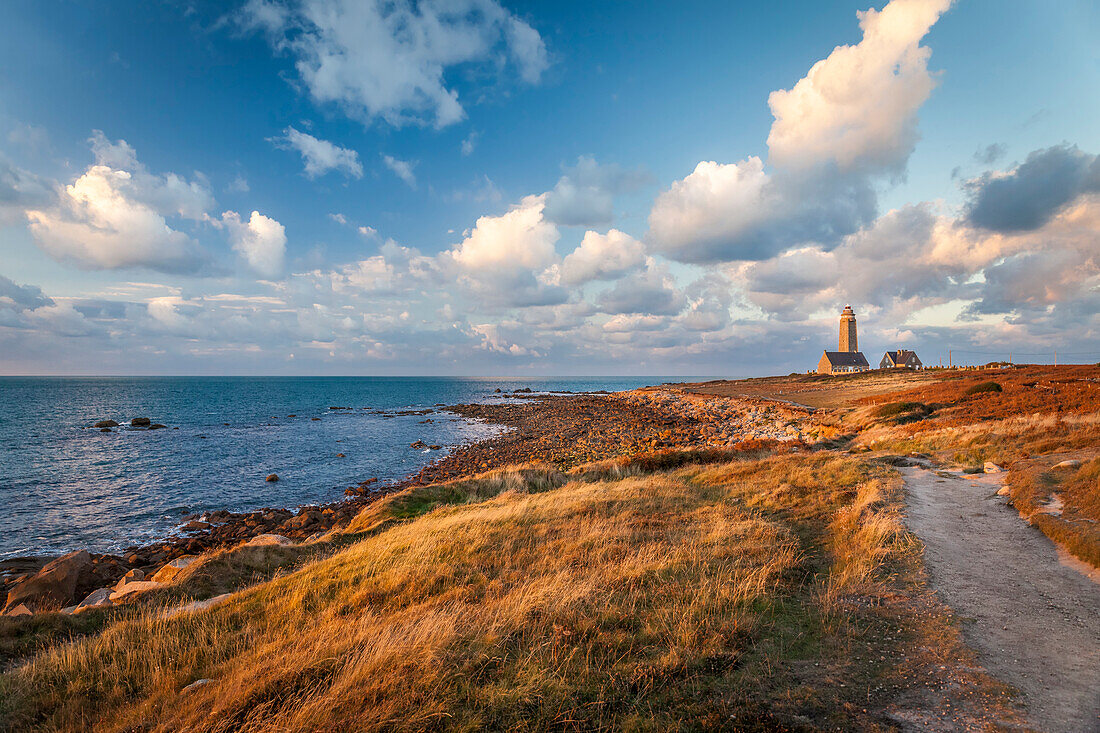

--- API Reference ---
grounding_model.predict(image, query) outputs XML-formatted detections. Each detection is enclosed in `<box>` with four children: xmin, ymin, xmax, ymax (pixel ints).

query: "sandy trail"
<box><xmin>902</xmin><ymin>467</ymin><xmax>1100</xmax><ymax>732</ymax></box>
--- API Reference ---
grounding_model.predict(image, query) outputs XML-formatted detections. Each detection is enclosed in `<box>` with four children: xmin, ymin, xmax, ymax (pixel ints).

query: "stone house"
<box><xmin>879</xmin><ymin>350</ymin><xmax>923</xmax><ymax>369</ymax></box>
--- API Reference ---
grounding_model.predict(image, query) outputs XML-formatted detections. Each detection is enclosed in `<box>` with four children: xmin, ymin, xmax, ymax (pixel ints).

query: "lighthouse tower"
<box><xmin>839</xmin><ymin>305</ymin><xmax>858</xmax><ymax>353</ymax></box>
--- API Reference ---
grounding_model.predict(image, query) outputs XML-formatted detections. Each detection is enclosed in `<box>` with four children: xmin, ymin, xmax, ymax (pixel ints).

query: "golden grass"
<box><xmin>1005</xmin><ymin>456</ymin><xmax>1100</xmax><ymax>567</ymax></box>
<box><xmin>0</xmin><ymin>451</ymin><xmax>960</xmax><ymax>732</ymax></box>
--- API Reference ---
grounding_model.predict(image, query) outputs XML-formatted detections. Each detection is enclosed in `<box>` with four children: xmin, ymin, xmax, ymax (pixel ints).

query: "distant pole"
<box><xmin>1054</xmin><ymin>349</ymin><xmax>1057</xmax><ymax>367</ymax></box>
<box><xmin>949</xmin><ymin>349</ymin><xmax>952</xmax><ymax>368</ymax></box>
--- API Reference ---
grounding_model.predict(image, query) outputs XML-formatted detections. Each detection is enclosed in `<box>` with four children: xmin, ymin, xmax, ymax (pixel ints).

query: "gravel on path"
<box><xmin>902</xmin><ymin>466</ymin><xmax>1100</xmax><ymax>733</ymax></box>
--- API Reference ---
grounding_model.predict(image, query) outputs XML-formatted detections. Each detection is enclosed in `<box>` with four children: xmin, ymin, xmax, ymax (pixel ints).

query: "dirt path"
<box><xmin>901</xmin><ymin>467</ymin><xmax>1100</xmax><ymax>733</ymax></box>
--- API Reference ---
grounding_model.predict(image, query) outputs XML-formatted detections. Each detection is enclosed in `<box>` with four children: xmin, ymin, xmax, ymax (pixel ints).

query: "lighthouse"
<box><xmin>839</xmin><ymin>305</ymin><xmax>858</xmax><ymax>352</ymax></box>
<box><xmin>817</xmin><ymin>305</ymin><xmax>870</xmax><ymax>374</ymax></box>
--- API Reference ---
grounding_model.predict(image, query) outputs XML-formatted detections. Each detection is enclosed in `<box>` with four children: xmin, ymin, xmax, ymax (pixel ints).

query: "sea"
<box><xmin>0</xmin><ymin>376</ymin><xmax>680</xmax><ymax>558</ymax></box>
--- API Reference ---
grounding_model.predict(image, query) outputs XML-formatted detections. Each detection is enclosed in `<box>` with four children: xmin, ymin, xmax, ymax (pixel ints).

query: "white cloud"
<box><xmin>648</xmin><ymin>0</ymin><xmax>952</xmax><ymax>264</ymax></box>
<box><xmin>382</xmin><ymin>154</ymin><xmax>417</xmax><ymax>189</ymax></box>
<box><xmin>26</xmin><ymin>133</ymin><xmax>212</xmax><ymax>273</ymax></box>
<box><xmin>222</xmin><ymin>210</ymin><xmax>287</xmax><ymax>277</ymax></box>
<box><xmin>648</xmin><ymin>158</ymin><xmax>772</xmax><ymax>261</ymax></box>
<box><xmin>449</xmin><ymin>194</ymin><xmax>558</xmax><ymax>272</ymax></box>
<box><xmin>329</xmin><ymin>212</ymin><xmax>348</xmax><ymax>225</ymax></box>
<box><xmin>461</xmin><ymin>131</ymin><xmax>479</xmax><ymax>156</ymax></box>
<box><xmin>243</xmin><ymin>0</ymin><xmax>548</xmax><ymax>129</ymax></box>
<box><xmin>226</xmin><ymin>174</ymin><xmax>250</xmax><ymax>193</ymax></box>
<box><xmin>446</xmin><ymin>194</ymin><xmax>565</xmax><ymax>306</ymax></box>
<box><xmin>542</xmin><ymin>156</ymin><xmax>650</xmax><ymax>227</ymax></box>
<box><xmin>767</xmin><ymin>0</ymin><xmax>952</xmax><ymax>173</ymax></box>
<box><xmin>561</xmin><ymin>229</ymin><xmax>645</xmax><ymax>285</ymax></box>
<box><xmin>270</xmin><ymin>126</ymin><xmax>363</xmax><ymax>179</ymax></box>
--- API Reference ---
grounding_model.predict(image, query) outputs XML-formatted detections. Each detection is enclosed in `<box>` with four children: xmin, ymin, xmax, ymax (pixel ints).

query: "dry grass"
<box><xmin>0</xmin><ymin>450</ymin><xmax>976</xmax><ymax>732</ymax></box>
<box><xmin>1005</xmin><ymin>456</ymin><xmax>1100</xmax><ymax>567</ymax></box>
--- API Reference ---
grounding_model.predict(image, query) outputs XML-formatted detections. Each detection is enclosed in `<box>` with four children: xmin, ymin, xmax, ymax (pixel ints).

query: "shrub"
<box><xmin>875</xmin><ymin>401</ymin><xmax>926</xmax><ymax>418</ymax></box>
<box><xmin>964</xmin><ymin>381</ymin><xmax>1002</xmax><ymax>396</ymax></box>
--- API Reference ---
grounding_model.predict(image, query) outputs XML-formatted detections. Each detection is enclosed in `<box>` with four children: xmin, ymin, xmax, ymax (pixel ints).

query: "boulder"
<box><xmin>110</xmin><ymin>580</ymin><xmax>160</xmax><ymax>601</ymax></box>
<box><xmin>151</xmin><ymin>556</ymin><xmax>199</xmax><ymax>583</ymax></box>
<box><xmin>148</xmin><ymin>424</ymin><xmax>167</xmax><ymax>430</ymax></box>
<box><xmin>336</xmin><ymin>453</ymin><xmax>345</xmax><ymax>458</ymax></box>
<box><xmin>131</xmin><ymin>417</ymin><xmax>151</xmax><ymax>427</ymax></box>
<box><xmin>4</xmin><ymin>603</ymin><xmax>32</xmax><ymax>617</ymax></box>
<box><xmin>93</xmin><ymin>420</ymin><xmax>119</xmax><ymax>428</ymax></box>
<box><xmin>73</xmin><ymin>587</ymin><xmax>113</xmax><ymax>613</ymax></box>
<box><xmin>245</xmin><ymin>534</ymin><xmax>295</xmax><ymax>547</ymax></box>
<box><xmin>983</xmin><ymin>461</ymin><xmax>1004</xmax><ymax>474</ymax></box>
<box><xmin>410</xmin><ymin>440</ymin><xmax>427</xmax><ymax>449</ymax></box>
<box><xmin>120</xmin><ymin>568</ymin><xmax>145</xmax><ymax>583</ymax></box>
<box><xmin>3</xmin><ymin>550</ymin><xmax>92</xmax><ymax>613</ymax></box>
<box><xmin>100</xmin><ymin>427</ymin><xmax>112</xmax><ymax>432</ymax></box>
<box><xmin>1053</xmin><ymin>459</ymin><xmax>1082</xmax><ymax>470</ymax></box>
<box><xmin>266</xmin><ymin>473</ymin><xmax>279</xmax><ymax>482</ymax></box>
<box><xmin>182</xmin><ymin>520</ymin><xmax>211</xmax><ymax>531</ymax></box>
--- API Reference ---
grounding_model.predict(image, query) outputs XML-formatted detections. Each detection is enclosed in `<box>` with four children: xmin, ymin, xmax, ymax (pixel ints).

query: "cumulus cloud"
<box><xmin>597</xmin><ymin>259</ymin><xmax>685</xmax><ymax>316</ymax></box>
<box><xmin>25</xmin><ymin>137</ymin><xmax>211</xmax><ymax>273</ymax></box>
<box><xmin>649</xmin><ymin>0</ymin><xmax>952</xmax><ymax>263</ymax></box>
<box><xmin>560</xmin><ymin>229</ymin><xmax>645</xmax><ymax>286</ymax></box>
<box><xmin>766</xmin><ymin>0</ymin><xmax>952</xmax><ymax>173</ymax></box>
<box><xmin>270</xmin><ymin>126</ymin><xmax>363</xmax><ymax>179</ymax></box>
<box><xmin>542</xmin><ymin>156</ymin><xmax>650</xmax><ymax>227</ymax></box>
<box><xmin>964</xmin><ymin>144</ymin><xmax>1100</xmax><ymax>232</ymax></box>
<box><xmin>446</xmin><ymin>194</ymin><xmax>565</xmax><ymax>306</ymax></box>
<box><xmin>382</xmin><ymin>155</ymin><xmax>417</xmax><ymax>189</ymax></box>
<box><xmin>242</xmin><ymin>0</ymin><xmax>548</xmax><ymax>128</ymax></box>
<box><xmin>222</xmin><ymin>210</ymin><xmax>287</xmax><ymax>277</ymax></box>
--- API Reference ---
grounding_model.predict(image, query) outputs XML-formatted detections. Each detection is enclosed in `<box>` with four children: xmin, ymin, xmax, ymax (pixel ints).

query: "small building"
<box><xmin>817</xmin><ymin>305</ymin><xmax>870</xmax><ymax>374</ymax></box>
<box><xmin>818</xmin><ymin>351</ymin><xmax>871</xmax><ymax>374</ymax></box>
<box><xmin>880</xmin><ymin>350</ymin><xmax>922</xmax><ymax>369</ymax></box>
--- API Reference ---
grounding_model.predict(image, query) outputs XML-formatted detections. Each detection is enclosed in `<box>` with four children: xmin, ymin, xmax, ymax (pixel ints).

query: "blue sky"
<box><xmin>1</xmin><ymin>0</ymin><xmax>1098</xmax><ymax>375</ymax></box>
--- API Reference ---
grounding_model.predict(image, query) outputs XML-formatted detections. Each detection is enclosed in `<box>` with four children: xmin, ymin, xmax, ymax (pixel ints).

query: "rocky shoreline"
<box><xmin>2</xmin><ymin>387</ymin><xmax>820</xmax><ymax>616</ymax></box>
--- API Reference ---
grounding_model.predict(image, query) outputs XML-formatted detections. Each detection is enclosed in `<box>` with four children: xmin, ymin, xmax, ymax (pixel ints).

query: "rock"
<box><xmin>266</xmin><ymin>473</ymin><xmax>279</xmax><ymax>482</ymax></box>
<box><xmin>148</xmin><ymin>424</ymin><xmax>167</xmax><ymax>430</ymax></box>
<box><xmin>151</xmin><ymin>556</ymin><xmax>199</xmax><ymax>583</ymax></box>
<box><xmin>3</xmin><ymin>550</ymin><xmax>92</xmax><ymax>613</ymax></box>
<box><xmin>120</xmin><ymin>568</ymin><xmax>146</xmax><ymax>583</ymax></box>
<box><xmin>410</xmin><ymin>440</ymin><xmax>427</xmax><ymax>449</ymax></box>
<box><xmin>984</xmin><ymin>461</ymin><xmax>1004</xmax><ymax>473</ymax></box>
<box><xmin>182</xmin><ymin>520</ymin><xmax>211</xmax><ymax>532</ymax></box>
<box><xmin>311</xmin><ymin>417</ymin><xmax>321</xmax><ymax>421</ymax></box>
<box><xmin>110</xmin><ymin>580</ymin><xmax>160</xmax><ymax>601</ymax></box>
<box><xmin>181</xmin><ymin>678</ymin><xmax>213</xmax><ymax>693</ymax></box>
<box><xmin>100</xmin><ymin>427</ymin><xmax>112</xmax><ymax>432</ymax></box>
<box><xmin>131</xmin><ymin>417</ymin><xmax>151</xmax><ymax>427</ymax></box>
<box><xmin>1053</xmin><ymin>459</ymin><xmax>1082</xmax><ymax>470</ymax></box>
<box><xmin>5</xmin><ymin>603</ymin><xmax>32</xmax><ymax>617</ymax></box>
<box><xmin>73</xmin><ymin>587</ymin><xmax>113</xmax><ymax>613</ymax></box>
<box><xmin>245</xmin><ymin>534</ymin><xmax>295</xmax><ymax>547</ymax></box>
<box><xmin>93</xmin><ymin>420</ymin><xmax>119</xmax><ymax>428</ymax></box>
<box><xmin>997</xmin><ymin>486</ymin><xmax>1011</xmax><ymax>496</ymax></box>
<box><xmin>336</xmin><ymin>453</ymin><xmax>345</xmax><ymax>458</ymax></box>
<box><xmin>429</xmin><ymin>445</ymin><xmax>442</xmax><ymax>450</ymax></box>
<box><xmin>167</xmin><ymin>592</ymin><xmax>234</xmax><ymax>619</ymax></box>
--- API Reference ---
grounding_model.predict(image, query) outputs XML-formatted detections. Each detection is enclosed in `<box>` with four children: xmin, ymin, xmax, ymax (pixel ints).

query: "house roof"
<box><xmin>882</xmin><ymin>350</ymin><xmax>919</xmax><ymax>365</ymax></box>
<box><xmin>822</xmin><ymin>351</ymin><xmax>869</xmax><ymax>367</ymax></box>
